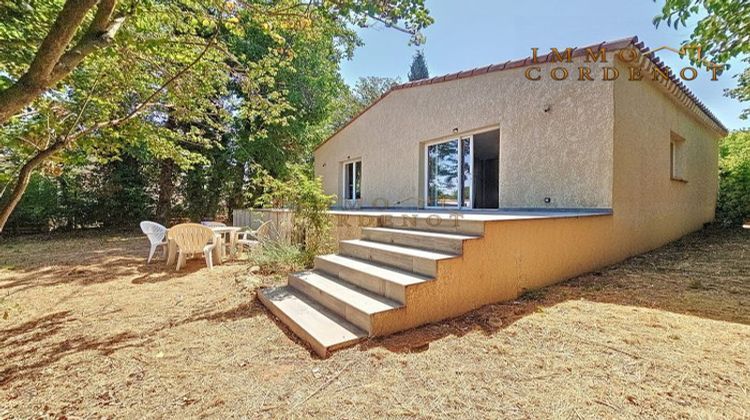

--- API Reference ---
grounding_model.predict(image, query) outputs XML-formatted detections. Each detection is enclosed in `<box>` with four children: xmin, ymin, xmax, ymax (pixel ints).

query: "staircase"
<box><xmin>258</xmin><ymin>214</ymin><xmax>483</xmax><ymax>357</ymax></box>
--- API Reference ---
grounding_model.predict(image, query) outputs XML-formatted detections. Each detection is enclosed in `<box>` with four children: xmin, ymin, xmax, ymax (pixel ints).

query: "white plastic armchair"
<box><xmin>237</xmin><ymin>220</ymin><xmax>272</xmax><ymax>253</ymax></box>
<box><xmin>169</xmin><ymin>223</ymin><xmax>218</xmax><ymax>270</ymax></box>
<box><xmin>140</xmin><ymin>221</ymin><xmax>168</xmax><ymax>263</ymax></box>
<box><xmin>201</xmin><ymin>221</ymin><xmax>226</xmax><ymax>227</ymax></box>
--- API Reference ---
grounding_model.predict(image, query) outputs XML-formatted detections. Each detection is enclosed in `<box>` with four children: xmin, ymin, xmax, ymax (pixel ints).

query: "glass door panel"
<box><xmin>427</xmin><ymin>140</ymin><xmax>460</xmax><ymax>207</ymax></box>
<box><xmin>461</xmin><ymin>137</ymin><xmax>472</xmax><ymax>208</ymax></box>
<box><xmin>344</xmin><ymin>163</ymin><xmax>354</xmax><ymax>200</ymax></box>
<box><xmin>354</xmin><ymin>161</ymin><xmax>361</xmax><ymax>199</ymax></box>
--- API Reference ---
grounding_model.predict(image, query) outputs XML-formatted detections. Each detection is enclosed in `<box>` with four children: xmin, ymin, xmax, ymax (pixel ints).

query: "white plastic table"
<box><xmin>210</xmin><ymin>226</ymin><xmax>243</xmax><ymax>258</ymax></box>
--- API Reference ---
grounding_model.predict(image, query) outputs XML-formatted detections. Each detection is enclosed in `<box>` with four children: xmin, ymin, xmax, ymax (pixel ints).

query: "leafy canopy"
<box><xmin>654</xmin><ymin>0</ymin><xmax>750</xmax><ymax>118</ymax></box>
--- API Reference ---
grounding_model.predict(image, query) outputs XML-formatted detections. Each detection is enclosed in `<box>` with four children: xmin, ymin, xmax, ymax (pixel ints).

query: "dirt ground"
<box><xmin>0</xmin><ymin>227</ymin><xmax>748</xmax><ymax>419</ymax></box>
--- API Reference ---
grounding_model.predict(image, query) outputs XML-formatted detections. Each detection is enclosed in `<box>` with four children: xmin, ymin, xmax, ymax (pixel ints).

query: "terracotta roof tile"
<box><xmin>488</xmin><ymin>62</ymin><xmax>507</xmax><ymax>72</ymax></box>
<box><xmin>444</xmin><ymin>72</ymin><xmax>459</xmax><ymax>81</ymax></box>
<box><xmin>506</xmin><ymin>58</ymin><xmax>528</xmax><ymax>69</ymax></box>
<box><xmin>473</xmin><ymin>65</ymin><xmax>491</xmax><ymax>75</ymax></box>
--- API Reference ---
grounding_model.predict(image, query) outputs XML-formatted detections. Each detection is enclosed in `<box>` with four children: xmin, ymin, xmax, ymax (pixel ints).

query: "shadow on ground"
<box><xmin>0</xmin><ymin>233</ymin><xmax>249</xmax><ymax>292</ymax></box>
<box><xmin>0</xmin><ymin>299</ymin><xmax>266</xmax><ymax>386</ymax></box>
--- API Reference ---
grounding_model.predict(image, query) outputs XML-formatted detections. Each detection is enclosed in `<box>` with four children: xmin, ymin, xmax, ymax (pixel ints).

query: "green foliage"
<box><xmin>330</xmin><ymin>76</ymin><xmax>401</xmax><ymax>129</ymax></box>
<box><xmin>717</xmin><ymin>130</ymin><xmax>750</xmax><ymax>224</ymax></box>
<box><xmin>257</xmin><ymin>164</ymin><xmax>336</xmax><ymax>261</ymax></box>
<box><xmin>408</xmin><ymin>49</ymin><xmax>429</xmax><ymax>81</ymax></box>
<box><xmin>3</xmin><ymin>151</ymin><xmax>154</xmax><ymax>231</ymax></box>
<box><xmin>89</xmin><ymin>154</ymin><xmax>154</xmax><ymax>228</ymax></box>
<box><xmin>353</xmin><ymin>76</ymin><xmax>401</xmax><ymax>107</ymax></box>
<box><xmin>654</xmin><ymin>0</ymin><xmax>750</xmax><ymax>118</ymax></box>
<box><xmin>2</xmin><ymin>173</ymin><xmax>61</xmax><ymax>231</ymax></box>
<box><xmin>0</xmin><ymin>0</ymin><xmax>63</xmax><ymax>84</ymax></box>
<box><xmin>247</xmin><ymin>240</ymin><xmax>307</xmax><ymax>274</ymax></box>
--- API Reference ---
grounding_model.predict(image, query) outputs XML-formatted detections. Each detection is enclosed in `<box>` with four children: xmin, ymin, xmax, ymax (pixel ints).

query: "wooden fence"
<box><xmin>232</xmin><ymin>208</ymin><xmax>294</xmax><ymax>243</ymax></box>
<box><xmin>233</xmin><ymin>208</ymin><xmax>373</xmax><ymax>250</ymax></box>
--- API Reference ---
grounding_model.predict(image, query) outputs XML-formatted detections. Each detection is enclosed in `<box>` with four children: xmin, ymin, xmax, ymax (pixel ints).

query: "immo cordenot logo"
<box><xmin>524</xmin><ymin>45</ymin><xmax>724</xmax><ymax>82</ymax></box>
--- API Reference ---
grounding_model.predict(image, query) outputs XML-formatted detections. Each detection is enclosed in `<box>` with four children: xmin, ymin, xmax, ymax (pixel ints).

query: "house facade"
<box><xmin>259</xmin><ymin>37</ymin><xmax>727</xmax><ymax>357</ymax></box>
<box><xmin>314</xmin><ymin>38</ymin><xmax>724</xmax><ymax>216</ymax></box>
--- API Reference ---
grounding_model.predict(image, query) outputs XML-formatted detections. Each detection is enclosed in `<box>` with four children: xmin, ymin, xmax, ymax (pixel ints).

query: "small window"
<box><xmin>670</xmin><ymin>132</ymin><xmax>687</xmax><ymax>182</ymax></box>
<box><xmin>343</xmin><ymin>160</ymin><xmax>361</xmax><ymax>201</ymax></box>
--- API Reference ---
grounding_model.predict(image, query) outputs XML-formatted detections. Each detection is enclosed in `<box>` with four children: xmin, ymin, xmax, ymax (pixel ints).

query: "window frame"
<box><xmin>670</xmin><ymin>132</ymin><xmax>687</xmax><ymax>183</ymax></box>
<box><xmin>342</xmin><ymin>158</ymin><xmax>362</xmax><ymax>204</ymax></box>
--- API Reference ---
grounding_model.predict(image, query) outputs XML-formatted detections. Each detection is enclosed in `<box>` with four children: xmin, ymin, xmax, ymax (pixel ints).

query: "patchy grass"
<box><xmin>0</xmin><ymin>227</ymin><xmax>748</xmax><ymax>418</ymax></box>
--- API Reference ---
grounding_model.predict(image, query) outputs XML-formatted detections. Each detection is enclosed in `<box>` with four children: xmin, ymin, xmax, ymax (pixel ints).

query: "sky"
<box><xmin>340</xmin><ymin>0</ymin><xmax>748</xmax><ymax>131</ymax></box>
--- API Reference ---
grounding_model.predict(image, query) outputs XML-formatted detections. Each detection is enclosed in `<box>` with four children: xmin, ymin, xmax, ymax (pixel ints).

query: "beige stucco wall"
<box><xmin>610</xmin><ymin>59</ymin><xmax>721</xmax><ymax>253</ymax></box>
<box><xmin>315</xmin><ymin>58</ymin><xmax>615</xmax><ymax>209</ymax></box>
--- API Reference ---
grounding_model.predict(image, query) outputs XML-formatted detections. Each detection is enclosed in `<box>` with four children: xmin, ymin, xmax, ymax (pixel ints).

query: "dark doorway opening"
<box><xmin>472</xmin><ymin>129</ymin><xmax>499</xmax><ymax>209</ymax></box>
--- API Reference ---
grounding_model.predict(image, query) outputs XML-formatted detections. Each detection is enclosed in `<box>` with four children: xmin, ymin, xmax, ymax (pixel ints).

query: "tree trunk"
<box><xmin>226</xmin><ymin>161</ymin><xmax>246</xmax><ymax>216</ymax></box>
<box><xmin>0</xmin><ymin>142</ymin><xmax>65</xmax><ymax>232</ymax></box>
<box><xmin>155</xmin><ymin>159</ymin><xmax>176</xmax><ymax>225</ymax></box>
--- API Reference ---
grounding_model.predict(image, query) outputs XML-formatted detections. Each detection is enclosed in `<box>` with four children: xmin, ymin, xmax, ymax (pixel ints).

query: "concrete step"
<box><xmin>339</xmin><ymin>239</ymin><xmax>457</xmax><ymax>277</ymax></box>
<box><xmin>361</xmin><ymin>227</ymin><xmax>479</xmax><ymax>254</ymax></box>
<box><xmin>314</xmin><ymin>254</ymin><xmax>431</xmax><ymax>303</ymax></box>
<box><xmin>289</xmin><ymin>271</ymin><xmax>402</xmax><ymax>332</ymax></box>
<box><xmin>258</xmin><ymin>286</ymin><xmax>367</xmax><ymax>358</ymax></box>
<box><xmin>380</xmin><ymin>214</ymin><xmax>484</xmax><ymax>235</ymax></box>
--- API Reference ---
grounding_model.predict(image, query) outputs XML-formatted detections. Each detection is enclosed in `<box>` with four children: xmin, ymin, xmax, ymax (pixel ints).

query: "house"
<box><xmin>259</xmin><ymin>36</ymin><xmax>727</xmax><ymax>357</ymax></box>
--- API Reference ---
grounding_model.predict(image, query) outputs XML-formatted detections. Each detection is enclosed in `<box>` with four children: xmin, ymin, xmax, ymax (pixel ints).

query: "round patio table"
<box><xmin>210</xmin><ymin>226</ymin><xmax>243</xmax><ymax>259</ymax></box>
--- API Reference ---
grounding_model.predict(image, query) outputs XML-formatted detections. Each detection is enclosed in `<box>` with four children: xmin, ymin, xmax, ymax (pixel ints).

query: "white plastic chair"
<box><xmin>140</xmin><ymin>221</ymin><xmax>168</xmax><ymax>264</ymax></box>
<box><xmin>201</xmin><ymin>221</ymin><xmax>226</xmax><ymax>227</ymax></box>
<box><xmin>169</xmin><ymin>223</ymin><xmax>218</xmax><ymax>270</ymax></box>
<box><xmin>237</xmin><ymin>220</ymin><xmax>272</xmax><ymax>253</ymax></box>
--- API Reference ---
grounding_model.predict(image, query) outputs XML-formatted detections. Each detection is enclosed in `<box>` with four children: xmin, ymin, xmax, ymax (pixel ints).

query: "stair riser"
<box><xmin>380</xmin><ymin>215</ymin><xmax>484</xmax><ymax>235</ymax></box>
<box><xmin>339</xmin><ymin>242</ymin><xmax>437</xmax><ymax>277</ymax></box>
<box><xmin>314</xmin><ymin>256</ymin><xmax>406</xmax><ymax>303</ymax></box>
<box><xmin>362</xmin><ymin>229</ymin><xmax>463</xmax><ymax>254</ymax></box>
<box><xmin>288</xmin><ymin>274</ymin><xmax>372</xmax><ymax>333</ymax></box>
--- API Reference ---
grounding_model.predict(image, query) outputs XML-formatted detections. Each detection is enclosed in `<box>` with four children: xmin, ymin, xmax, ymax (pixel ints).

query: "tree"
<box><xmin>0</xmin><ymin>0</ymin><xmax>232</xmax><ymax>232</ymax></box>
<box><xmin>0</xmin><ymin>0</ymin><xmax>434</xmax><ymax>232</ymax></box>
<box><xmin>717</xmin><ymin>130</ymin><xmax>750</xmax><ymax>224</ymax></box>
<box><xmin>353</xmin><ymin>76</ymin><xmax>402</xmax><ymax>107</ymax></box>
<box><xmin>654</xmin><ymin>0</ymin><xmax>750</xmax><ymax>118</ymax></box>
<box><xmin>408</xmin><ymin>49</ymin><xmax>429</xmax><ymax>81</ymax></box>
<box><xmin>330</xmin><ymin>76</ymin><xmax>400</xmax><ymax>129</ymax></box>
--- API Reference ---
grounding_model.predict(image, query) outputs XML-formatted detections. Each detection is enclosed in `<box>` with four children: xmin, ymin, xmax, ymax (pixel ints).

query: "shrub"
<box><xmin>247</xmin><ymin>240</ymin><xmax>307</xmax><ymax>274</ymax></box>
<box><xmin>717</xmin><ymin>130</ymin><xmax>750</xmax><ymax>225</ymax></box>
<box><xmin>257</xmin><ymin>163</ymin><xmax>336</xmax><ymax>264</ymax></box>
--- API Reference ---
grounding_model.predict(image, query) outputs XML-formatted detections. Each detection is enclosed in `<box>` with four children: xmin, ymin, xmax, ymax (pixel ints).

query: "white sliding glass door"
<box><xmin>425</xmin><ymin>137</ymin><xmax>472</xmax><ymax>208</ymax></box>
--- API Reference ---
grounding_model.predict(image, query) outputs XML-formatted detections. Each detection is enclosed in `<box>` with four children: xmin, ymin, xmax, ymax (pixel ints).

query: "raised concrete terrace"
<box><xmin>259</xmin><ymin>207</ymin><xmax>615</xmax><ymax>357</ymax></box>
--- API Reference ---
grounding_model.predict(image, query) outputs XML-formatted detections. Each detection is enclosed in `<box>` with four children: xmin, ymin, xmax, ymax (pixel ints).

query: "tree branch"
<box><xmin>64</xmin><ymin>33</ymin><xmax>218</xmax><ymax>145</ymax></box>
<box><xmin>0</xmin><ymin>0</ymin><xmax>125</xmax><ymax>125</ymax></box>
<box><xmin>23</xmin><ymin>0</ymin><xmax>101</xmax><ymax>86</ymax></box>
<box><xmin>50</xmin><ymin>0</ymin><xmax>125</xmax><ymax>84</ymax></box>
